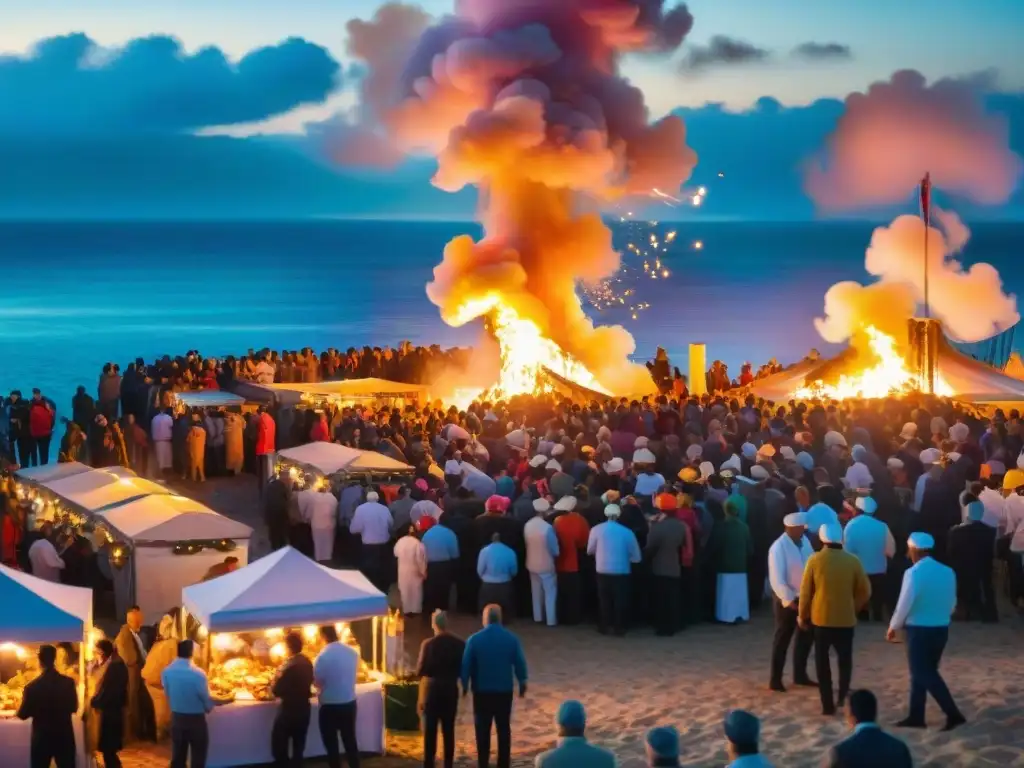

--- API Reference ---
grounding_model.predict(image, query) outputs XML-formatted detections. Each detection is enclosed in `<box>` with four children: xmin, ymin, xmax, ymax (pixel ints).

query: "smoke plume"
<box><xmin>805</xmin><ymin>69</ymin><xmax>1023</xmax><ymax>211</ymax></box>
<box><xmin>347</xmin><ymin>1</ymin><xmax>698</xmax><ymax>393</ymax></box>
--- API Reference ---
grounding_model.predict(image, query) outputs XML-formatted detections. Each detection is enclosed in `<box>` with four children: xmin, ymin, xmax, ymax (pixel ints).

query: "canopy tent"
<box><xmin>174</xmin><ymin>391</ymin><xmax>246</xmax><ymax>409</ymax></box>
<box><xmin>96</xmin><ymin>494</ymin><xmax>252</xmax><ymax>543</ymax></box>
<box><xmin>0</xmin><ymin>564</ymin><xmax>92</xmax><ymax>643</ymax></box>
<box><xmin>277</xmin><ymin>443</ymin><xmax>413</xmax><ymax>477</ymax></box>
<box><xmin>255</xmin><ymin>378</ymin><xmax>427</xmax><ymax>408</ymax></box>
<box><xmin>182</xmin><ymin>547</ymin><xmax>387</xmax><ymax>631</ymax></box>
<box><xmin>38</xmin><ymin>468</ymin><xmax>170</xmax><ymax>515</ymax></box>
<box><xmin>744</xmin><ymin>356</ymin><xmax>836</xmax><ymax>402</ymax></box>
<box><xmin>14</xmin><ymin>462</ymin><xmax>92</xmax><ymax>487</ymax></box>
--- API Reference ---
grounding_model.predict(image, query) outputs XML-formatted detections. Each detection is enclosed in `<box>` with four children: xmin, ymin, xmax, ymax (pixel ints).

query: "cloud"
<box><xmin>792</xmin><ymin>42</ymin><xmax>852</xmax><ymax>61</ymax></box>
<box><xmin>681</xmin><ymin>35</ymin><xmax>770</xmax><ymax>73</ymax></box>
<box><xmin>0</xmin><ymin>33</ymin><xmax>341</xmax><ymax>135</ymax></box>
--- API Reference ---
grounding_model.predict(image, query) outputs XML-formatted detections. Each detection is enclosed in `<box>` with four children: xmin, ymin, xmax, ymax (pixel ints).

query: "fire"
<box><xmin>795</xmin><ymin>325</ymin><xmax>952</xmax><ymax>400</ymax></box>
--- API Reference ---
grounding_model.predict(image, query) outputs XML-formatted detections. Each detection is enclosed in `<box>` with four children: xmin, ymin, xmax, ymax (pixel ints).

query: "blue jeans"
<box><xmin>905</xmin><ymin>625</ymin><xmax>962</xmax><ymax>723</ymax></box>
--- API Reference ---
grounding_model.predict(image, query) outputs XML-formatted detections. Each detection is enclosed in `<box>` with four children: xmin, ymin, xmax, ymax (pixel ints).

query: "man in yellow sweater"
<box><xmin>798</xmin><ymin>522</ymin><xmax>871</xmax><ymax>716</ymax></box>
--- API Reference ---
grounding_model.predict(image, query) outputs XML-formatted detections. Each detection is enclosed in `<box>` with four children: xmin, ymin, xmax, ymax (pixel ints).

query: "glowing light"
<box><xmin>264</xmin><ymin>628</ymin><xmax>284</xmax><ymax>639</ymax></box>
<box><xmin>665</xmin><ymin>231</ymin><xmax>677</xmax><ymax>243</ymax></box>
<box><xmin>693</xmin><ymin>240</ymin><xmax>703</xmax><ymax>250</ymax></box>
<box><xmin>794</xmin><ymin>326</ymin><xmax>953</xmax><ymax>400</ymax></box>
<box><xmin>301</xmin><ymin>625</ymin><xmax>319</xmax><ymax>642</ymax></box>
<box><xmin>0</xmin><ymin>642</ymin><xmax>27</xmax><ymax>660</ymax></box>
<box><xmin>269</xmin><ymin>642</ymin><xmax>287</xmax><ymax>661</ymax></box>
<box><xmin>287</xmin><ymin>467</ymin><xmax>298</xmax><ymax>479</ymax></box>
<box><xmin>697</xmin><ymin>186</ymin><xmax>707</xmax><ymax>195</ymax></box>
<box><xmin>197</xmin><ymin>625</ymin><xmax>208</xmax><ymax>639</ymax></box>
<box><xmin>661</xmin><ymin>269</ymin><xmax>670</xmax><ymax>278</ymax></box>
<box><xmin>691</xmin><ymin>195</ymin><xmax>702</xmax><ymax>206</ymax></box>
<box><xmin>118</xmin><ymin>477</ymin><xmax>134</xmax><ymax>486</ymax></box>
<box><xmin>212</xmin><ymin>634</ymin><xmax>236</xmax><ymax>652</ymax></box>
<box><xmin>718</xmin><ymin>172</ymin><xmax>725</xmax><ymax>178</ymax></box>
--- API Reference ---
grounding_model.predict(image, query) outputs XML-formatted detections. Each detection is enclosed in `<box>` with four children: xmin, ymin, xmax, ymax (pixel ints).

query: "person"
<box><xmin>90</xmin><ymin>638</ymin><xmax>129</xmax><ymax>768</ymax></box>
<box><xmin>477</xmin><ymin>532</ymin><xmax>518</xmax><ymax>619</ymax></box>
<box><xmin>271</xmin><ymin>631</ymin><xmax>315</xmax><ymax>768</ymax></box>
<box><xmin>766</xmin><ymin>512</ymin><xmax>815</xmax><ymax>692</ymax></box>
<box><xmin>28</xmin><ymin>389</ymin><xmax>55</xmax><ymax>466</ymax></box>
<box><xmin>115</xmin><ymin>605</ymin><xmax>150</xmax><ymax>742</ymax></box>
<box><xmin>162</xmin><ymin>640</ymin><xmax>215</xmax><ymax>768</ymax></box>
<box><xmin>842</xmin><ymin>497</ymin><xmax>896</xmax><ymax>621</ymax></box>
<box><xmin>27</xmin><ymin>523</ymin><xmax>65</xmax><ymax>581</ymax></box>
<box><xmin>201</xmin><ymin>556</ymin><xmax>239</xmax><ymax>582</ymax></box>
<box><xmin>799</xmin><ymin>523</ymin><xmax>871</xmax><ymax>716</ymax></box>
<box><xmin>947</xmin><ymin>499</ymin><xmax>997</xmax><ymax>622</ymax></box>
<box><xmin>350</xmin><ymin>490</ymin><xmax>394</xmax><ymax>592</ymax></box>
<box><xmin>256</xmin><ymin>405</ymin><xmax>277</xmax><ymax>495</ymax></box>
<box><xmin>552</xmin><ymin>495</ymin><xmax>589</xmax><ymax>625</ymax></box>
<box><xmin>461</xmin><ymin>604</ymin><xmax>528</xmax><ymax>768</ymax></box>
<box><xmin>823</xmin><ymin>689</ymin><xmax>913</xmax><ymax>767</ymax></box>
<box><xmin>416</xmin><ymin>610</ymin><xmax>466</xmax><ymax>768</ymax></box>
<box><xmin>313</xmin><ymin>624</ymin><xmax>361</xmax><ymax>768</ymax></box>
<box><xmin>16</xmin><ymin>644</ymin><xmax>79</xmax><ymax>768</ymax></box>
<box><xmin>712</xmin><ymin>497</ymin><xmax>754</xmax><ymax>624</ymax></box>
<box><xmin>422</xmin><ymin>516</ymin><xmax>460</xmax><ymax>617</ymax></box>
<box><xmin>142</xmin><ymin>614</ymin><xmax>179</xmax><ymax>741</ymax></box>
<box><xmin>300</xmin><ymin>484</ymin><xmax>341</xmax><ymax>564</ymax></box>
<box><xmin>395</xmin><ymin>524</ymin><xmax>428</xmax><ymax>616</ymax></box>
<box><xmin>645</xmin><ymin>494</ymin><xmax>689</xmax><ymax>636</ymax></box>
<box><xmin>152</xmin><ymin>408</ymin><xmax>174</xmax><ymax>477</ymax></box>
<box><xmin>888</xmin><ymin>532</ymin><xmax>966</xmax><ymax>731</ymax></box>
<box><xmin>186</xmin><ymin>415</ymin><xmax>207</xmax><ymax>481</ymax></box>
<box><xmin>587</xmin><ymin>503</ymin><xmax>642</xmax><ymax>635</ymax></box>
<box><xmin>644</xmin><ymin>725</ymin><xmax>681</xmax><ymax>767</ymax></box>
<box><xmin>723</xmin><ymin>710</ymin><xmax>772</xmax><ymax>767</ymax></box>
<box><xmin>536</xmin><ymin>699</ymin><xmax>615</xmax><ymax>768</ymax></box>
<box><xmin>524</xmin><ymin>498</ymin><xmax>560</xmax><ymax>627</ymax></box>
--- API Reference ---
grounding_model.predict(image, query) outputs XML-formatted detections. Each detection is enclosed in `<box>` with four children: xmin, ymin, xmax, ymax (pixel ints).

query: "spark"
<box><xmin>691</xmin><ymin>194</ymin><xmax>702</xmax><ymax>206</ymax></box>
<box><xmin>697</xmin><ymin>186</ymin><xmax>707</xmax><ymax>196</ymax></box>
<box><xmin>693</xmin><ymin>240</ymin><xmax>703</xmax><ymax>250</ymax></box>
<box><xmin>666</xmin><ymin>231</ymin><xmax>677</xmax><ymax>242</ymax></box>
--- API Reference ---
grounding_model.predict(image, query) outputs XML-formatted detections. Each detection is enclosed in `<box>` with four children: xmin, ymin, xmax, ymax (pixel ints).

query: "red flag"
<box><xmin>920</xmin><ymin>172</ymin><xmax>931</xmax><ymax>228</ymax></box>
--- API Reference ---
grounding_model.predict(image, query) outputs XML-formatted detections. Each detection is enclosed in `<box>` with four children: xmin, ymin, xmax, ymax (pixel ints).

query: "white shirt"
<box><xmin>767</xmin><ymin>533</ymin><xmax>812</xmax><ymax>605</ymax></box>
<box><xmin>889</xmin><ymin>556</ymin><xmax>957</xmax><ymax>631</ymax></box>
<box><xmin>912</xmin><ymin>473</ymin><xmax>930</xmax><ymax>512</ymax></box>
<box><xmin>298</xmin><ymin>489</ymin><xmax>338</xmax><ymax>530</ymax></box>
<box><xmin>523</xmin><ymin>516</ymin><xmax>559</xmax><ymax>574</ymax></box>
<box><xmin>977</xmin><ymin>487</ymin><xmax>1006</xmax><ymax>530</ymax></box>
<box><xmin>393</xmin><ymin>535</ymin><xmax>427</xmax><ymax>579</ymax></box>
<box><xmin>151</xmin><ymin>412</ymin><xmax>173</xmax><ymax>442</ymax></box>
<box><xmin>28</xmin><ymin>538</ymin><xmax>65</xmax><ymax>582</ymax></box>
<box><xmin>633</xmin><ymin>472</ymin><xmax>666</xmax><ymax>496</ymax></box>
<box><xmin>1002</xmin><ymin>494</ymin><xmax>1024</xmax><ymax>540</ymax></box>
<box><xmin>843</xmin><ymin>515</ymin><xmax>896</xmax><ymax>575</ymax></box>
<box><xmin>350</xmin><ymin>502</ymin><xmax>393</xmax><ymax>545</ymax></box>
<box><xmin>254</xmin><ymin>361</ymin><xmax>276</xmax><ymax>385</ymax></box>
<box><xmin>313</xmin><ymin>641</ymin><xmax>359</xmax><ymax>705</ymax></box>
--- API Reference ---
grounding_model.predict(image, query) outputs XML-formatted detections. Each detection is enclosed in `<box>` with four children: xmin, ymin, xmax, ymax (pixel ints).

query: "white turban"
<box><xmin>633</xmin><ymin>448</ymin><xmax>656</xmax><ymax>464</ymax></box>
<box><xmin>685</xmin><ymin>444</ymin><xmax>703</xmax><ymax>461</ymax></box>
<box><xmin>949</xmin><ymin>423</ymin><xmax>969</xmax><ymax>443</ymax></box>
<box><xmin>824</xmin><ymin>431</ymin><xmax>847</xmax><ymax>449</ymax></box>
<box><xmin>855</xmin><ymin>496</ymin><xmax>878</xmax><ymax>516</ymax></box>
<box><xmin>783</xmin><ymin>512</ymin><xmax>807</xmax><ymax>528</ymax></box>
<box><xmin>721</xmin><ymin>454</ymin><xmax>742</xmax><ymax>473</ymax></box>
<box><xmin>529</xmin><ymin>454</ymin><xmax>548</xmax><ymax>468</ymax></box>
<box><xmin>634</xmin><ymin>436</ymin><xmax>649</xmax><ymax>449</ymax></box>
<box><xmin>699</xmin><ymin>461</ymin><xmax>715</xmax><ymax>481</ymax></box>
<box><xmin>843</xmin><ymin>462</ymin><xmax>874</xmax><ymax>489</ymax></box>
<box><xmin>851</xmin><ymin>445</ymin><xmax>868</xmax><ymax>462</ymax></box>
<box><xmin>444</xmin><ymin>460</ymin><xmax>462</xmax><ymax>475</ymax></box>
<box><xmin>533</xmin><ymin>498</ymin><xmax>551</xmax><ymax>513</ymax></box>
<box><xmin>886</xmin><ymin>457</ymin><xmax>904</xmax><ymax>470</ymax></box>
<box><xmin>779</xmin><ymin>446</ymin><xmax>796</xmax><ymax>461</ymax></box>
<box><xmin>551</xmin><ymin>444</ymin><xmax>566</xmax><ymax>457</ymax></box>
<box><xmin>545</xmin><ymin>459</ymin><xmax>562</xmax><ymax>472</ymax></box>
<box><xmin>604</xmin><ymin>457</ymin><xmax>625</xmax><ymax>474</ymax></box>
<box><xmin>366</xmin><ymin>491</ymin><xmax>379</xmax><ymax>503</ymax></box>
<box><xmin>919</xmin><ymin>448</ymin><xmax>942</xmax><ymax>465</ymax></box>
<box><xmin>749</xmin><ymin>465</ymin><xmax>770</xmax><ymax>481</ymax></box>
<box><xmin>604</xmin><ymin>504</ymin><xmax>622</xmax><ymax>519</ymax></box>
<box><xmin>899</xmin><ymin>422</ymin><xmax>918</xmax><ymax>441</ymax></box>
<box><xmin>554</xmin><ymin>496</ymin><xmax>577</xmax><ymax>512</ymax></box>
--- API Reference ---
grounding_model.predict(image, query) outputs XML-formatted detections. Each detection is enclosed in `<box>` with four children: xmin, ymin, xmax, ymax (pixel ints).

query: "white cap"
<box><xmin>919</xmin><ymin>448</ymin><xmax>941</xmax><ymax>465</ymax></box>
<box><xmin>887</xmin><ymin>457</ymin><xmax>905</xmax><ymax>470</ymax></box>
<box><xmin>779</xmin><ymin>446</ymin><xmax>796</xmax><ymax>461</ymax></box>
<box><xmin>366</xmin><ymin>491</ymin><xmax>379</xmax><ymax>503</ymax></box>
<box><xmin>797</xmin><ymin>452</ymin><xmax>814</xmax><ymax>471</ymax></box>
<box><xmin>819</xmin><ymin>522</ymin><xmax>843</xmax><ymax>544</ymax></box>
<box><xmin>633</xmin><ymin>448</ymin><xmax>656</xmax><ymax>464</ymax></box>
<box><xmin>554</xmin><ymin>496</ymin><xmax>577</xmax><ymax>512</ymax></box>
<box><xmin>699</xmin><ymin>461</ymin><xmax>715</xmax><ymax>480</ymax></box>
<box><xmin>757</xmin><ymin>444</ymin><xmax>776</xmax><ymax>459</ymax></box>
<box><xmin>899</xmin><ymin>422</ymin><xmax>918</xmax><ymax>440</ymax></box>
<box><xmin>634</xmin><ymin>436</ymin><xmax>649</xmax><ymax>449</ymax></box>
<box><xmin>824</xmin><ymin>431</ymin><xmax>847</xmax><ymax>449</ymax></box>
<box><xmin>741</xmin><ymin>443</ymin><xmax>757</xmax><ymax>459</ymax></box>
<box><xmin>604</xmin><ymin>504</ymin><xmax>622</xmax><ymax>519</ymax></box>
<box><xmin>604</xmin><ymin>457</ymin><xmax>625</xmax><ymax>474</ymax></box>
<box><xmin>529</xmin><ymin>454</ymin><xmax>548</xmax><ymax>468</ymax></box>
<box><xmin>533</xmin><ymin>498</ymin><xmax>551</xmax><ymax>513</ymax></box>
<box><xmin>908</xmin><ymin>532</ymin><xmax>935</xmax><ymax>550</ymax></box>
<box><xmin>545</xmin><ymin>459</ymin><xmax>562</xmax><ymax>472</ymax></box>
<box><xmin>749</xmin><ymin>465</ymin><xmax>770</xmax><ymax>481</ymax></box>
<box><xmin>686</xmin><ymin>444</ymin><xmax>703</xmax><ymax>460</ymax></box>
<box><xmin>949</xmin><ymin>423</ymin><xmax>969</xmax><ymax>443</ymax></box>
<box><xmin>843</xmin><ymin>462</ymin><xmax>874</xmax><ymax>489</ymax></box>
<box><xmin>855</xmin><ymin>496</ymin><xmax>878</xmax><ymax>516</ymax></box>
<box><xmin>551</xmin><ymin>444</ymin><xmax>566</xmax><ymax>457</ymax></box>
<box><xmin>783</xmin><ymin>512</ymin><xmax>807</xmax><ymax>528</ymax></box>
<box><xmin>721</xmin><ymin>454</ymin><xmax>742</xmax><ymax>473</ymax></box>
<box><xmin>444</xmin><ymin>460</ymin><xmax>462</xmax><ymax>475</ymax></box>
<box><xmin>947</xmin><ymin>451</ymin><xmax>962</xmax><ymax>463</ymax></box>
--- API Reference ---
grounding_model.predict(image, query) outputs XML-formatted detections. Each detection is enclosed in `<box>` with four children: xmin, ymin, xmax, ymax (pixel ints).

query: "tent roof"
<box><xmin>270</xmin><ymin>378</ymin><xmax>427</xmax><ymax>398</ymax></box>
<box><xmin>42</xmin><ymin>469</ymin><xmax>171</xmax><ymax>513</ymax></box>
<box><xmin>96</xmin><ymin>494</ymin><xmax>252</xmax><ymax>543</ymax></box>
<box><xmin>182</xmin><ymin>547</ymin><xmax>387</xmax><ymax>631</ymax></box>
<box><xmin>15</xmin><ymin>461</ymin><xmax>92</xmax><ymax>485</ymax></box>
<box><xmin>175</xmin><ymin>391</ymin><xmax>246</xmax><ymax>408</ymax></box>
<box><xmin>0</xmin><ymin>564</ymin><xmax>91</xmax><ymax>642</ymax></box>
<box><xmin>278</xmin><ymin>442</ymin><xmax>413</xmax><ymax>476</ymax></box>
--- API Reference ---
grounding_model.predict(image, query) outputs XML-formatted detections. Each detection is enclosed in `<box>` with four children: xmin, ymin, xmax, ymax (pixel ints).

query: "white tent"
<box><xmin>96</xmin><ymin>494</ymin><xmax>253</xmax><ymax>543</ymax></box>
<box><xmin>277</xmin><ymin>443</ymin><xmax>413</xmax><ymax>477</ymax></box>
<box><xmin>0</xmin><ymin>564</ymin><xmax>92</xmax><ymax>642</ymax></box>
<box><xmin>39</xmin><ymin>468</ymin><xmax>170</xmax><ymax>514</ymax></box>
<box><xmin>14</xmin><ymin>462</ymin><xmax>92</xmax><ymax>487</ymax></box>
<box><xmin>175</xmin><ymin>391</ymin><xmax>246</xmax><ymax>409</ymax></box>
<box><xmin>182</xmin><ymin>547</ymin><xmax>387</xmax><ymax>632</ymax></box>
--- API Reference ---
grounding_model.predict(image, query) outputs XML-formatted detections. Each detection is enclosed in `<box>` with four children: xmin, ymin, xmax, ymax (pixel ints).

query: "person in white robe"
<box><xmin>393</xmin><ymin>526</ymin><xmax>428</xmax><ymax>615</ymax></box>
<box><xmin>298</xmin><ymin>486</ymin><xmax>339</xmax><ymax>563</ymax></box>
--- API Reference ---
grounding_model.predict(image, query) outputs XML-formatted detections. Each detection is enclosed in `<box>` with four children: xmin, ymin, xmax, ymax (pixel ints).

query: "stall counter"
<box><xmin>0</xmin><ymin>715</ymin><xmax>88</xmax><ymax>767</ymax></box>
<box><xmin>205</xmin><ymin>681</ymin><xmax>384</xmax><ymax>767</ymax></box>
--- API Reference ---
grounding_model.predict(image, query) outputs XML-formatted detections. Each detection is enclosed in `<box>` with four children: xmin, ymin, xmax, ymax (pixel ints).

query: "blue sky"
<box><xmin>0</xmin><ymin>0</ymin><xmax>1021</xmax><ymax>218</ymax></box>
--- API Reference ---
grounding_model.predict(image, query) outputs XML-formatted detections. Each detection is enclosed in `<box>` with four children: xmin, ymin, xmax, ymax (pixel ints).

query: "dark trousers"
<box><xmin>33</xmin><ymin>435</ymin><xmax>51</xmax><ymax>465</ymax></box>
<box><xmin>769</xmin><ymin>597</ymin><xmax>813</xmax><ymax>686</ymax></box>
<box><xmin>257</xmin><ymin>453</ymin><xmax>272</xmax><ymax>496</ymax></box>
<box><xmin>30</xmin><ymin>739</ymin><xmax>75</xmax><ymax>768</ymax></box>
<box><xmin>651</xmin><ymin>575</ymin><xmax>681</xmax><ymax>636</ymax></box>
<box><xmin>860</xmin><ymin>573</ymin><xmax>887</xmax><ymax>621</ymax></box>
<box><xmin>596</xmin><ymin>573</ymin><xmax>630</xmax><ymax>634</ymax></box>
<box><xmin>473</xmin><ymin>691</ymin><xmax>513</xmax><ymax>768</ymax></box>
<box><xmin>272</xmin><ymin>708</ymin><xmax>310</xmax><ymax>767</ymax></box>
<box><xmin>556</xmin><ymin>571</ymin><xmax>582</xmax><ymax>625</ymax></box>
<box><xmin>360</xmin><ymin>543</ymin><xmax>391</xmax><ymax>594</ymax></box>
<box><xmin>956</xmin><ymin>568</ymin><xmax>997</xmax><ymax>622</ymax></box>
<box><xmin>905</xmin><ymin>626</ymin><xmax>962</xmax><ymax>723</ymax></box>
<box><xmin>18</xmin><ymin>437</ymin><xmax>35</xmax><ymax>467</ymax></box>
<box><xmin>424</xmin><ymin>560</ymin><xmax>455</xmax><ymax>617</ymax></box>
<box><xmin>318</xmin><ymin>701</ymin><xmax>359</xmax><ymax>768</ymax></box>
<box><xmin>813</xmin><ymin>626</ymin><xmax>854</xmax><ymax>713</ymax></box>
<box><xmin>423</xmin><ymin>694</ymin><xmax>458</xmax><ymax>768</ymax></box>
<box><xmin>170</xmin><ymin>713</ymin><xmax>209</xmax><ymax>768</ymax></box>
<box><xmin>102</xmin><ymin>751</ymin><xmax>122</xmax><ymax>768</ymax></box>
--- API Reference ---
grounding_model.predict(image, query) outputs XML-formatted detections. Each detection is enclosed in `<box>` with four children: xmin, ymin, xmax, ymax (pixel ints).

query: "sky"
<box><xmin>0</xmin><ymin>0</ymin><xmax>1021</xmax><ymax>218</ymax></box>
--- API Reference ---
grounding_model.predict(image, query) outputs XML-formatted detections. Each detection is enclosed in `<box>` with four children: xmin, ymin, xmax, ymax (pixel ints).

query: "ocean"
<box><xmin>2</xmin><ymin>218</ymin><xmax>1022</xmax><ymax>419</ymax></box>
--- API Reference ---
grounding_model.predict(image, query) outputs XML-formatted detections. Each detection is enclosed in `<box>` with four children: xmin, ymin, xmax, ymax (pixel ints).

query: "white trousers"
<box><xmin>154</xmin><ymin>440</ymin><xmax>173</xmax><ymax>470</ymax></box>
<box><xmin>397</xmin><ymin>570</ymin><xmax>424</xmax><ymax>614</ymax></box>
<box><xmin>312</xmin><ymin>525</ymin><xmax>335</xmax><ymax>563</ymax></box>
<box><xmin>530</xmin><ymin>571</ymin><xmax>558</xmax><ymax>626</ymax></box>
<box><xmin>715</xmin><ymin>572</ymin><xmax>750</xmax><ymax>623</ymax></box>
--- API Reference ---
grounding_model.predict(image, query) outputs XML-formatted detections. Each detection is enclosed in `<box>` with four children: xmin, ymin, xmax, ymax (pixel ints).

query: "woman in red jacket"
<box><xmin>28</xmin><ymin>393</ymin><xmax>55</xmax><ymax>466</ymax></box>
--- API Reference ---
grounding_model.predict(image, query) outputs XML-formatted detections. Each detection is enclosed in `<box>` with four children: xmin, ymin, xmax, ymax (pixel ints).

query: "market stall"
<box><xmin>36</xmin><ymin>467</ymin><xmax>169</xmax><ymax>521</ymax></box>
<box><xmin>13</xmin><ymin>461</ymin><xmax>92</xmax><ymax>488</ymax></box>
<box><xmin>276</xmin><ymin>442</ymin><xmax>414</xmax><ymax>490</ymax></box>
<box><xmin>173</xmin><ymin>391</ymin><xmax>247</xmax><ymax>415</ymax></box>
<box><xmin>0</xmin><ymin>565</ymin><xmax>94</xmax><ymax>767</ymax></box>
<box><xmin>261</xmin><ymin>378</ymin><xmax>428</xmax><ymax>410</ymax></box>
<box><xmin>181</xmin><ymin>547</ymin><xmax>390</xmax><ymax>767</ymax></box>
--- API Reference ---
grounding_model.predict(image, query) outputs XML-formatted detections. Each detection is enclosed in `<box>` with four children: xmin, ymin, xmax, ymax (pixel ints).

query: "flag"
<box><xmin>920</xmin><ymin>172</ymin><xmax>931</xmax><ymax>228</ymax></box>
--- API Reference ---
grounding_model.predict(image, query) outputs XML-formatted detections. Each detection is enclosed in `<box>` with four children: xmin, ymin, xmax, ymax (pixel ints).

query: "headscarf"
<box><xmin>485</xmin><ymin>494</ymin><xmax>511</xmax><ymax>514</ymax></box>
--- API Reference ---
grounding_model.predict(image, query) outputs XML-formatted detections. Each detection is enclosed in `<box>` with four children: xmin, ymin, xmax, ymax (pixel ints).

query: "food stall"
<box><xmin>181</xmin><ymin>547</ymin><xmax>390</xmax><ymax>767</ymax></box>
<box><xmin>275</xmin><ymin>442</ymin><xmax>414</xmax><ymax>492</ymax></box>
<box><xmin>257</xmin><ymin>378</ymin><xmax>428</xmax><ymax>411</ymax></box>
<box><xmin>0</xmin><ymin>564</ymin><xmax>95</xmax><ymax>767</ymax></box>
<box><xmin>173</xmin><ymin>391</ymin><xmax>247</xmax><ymax>416</ymax></box>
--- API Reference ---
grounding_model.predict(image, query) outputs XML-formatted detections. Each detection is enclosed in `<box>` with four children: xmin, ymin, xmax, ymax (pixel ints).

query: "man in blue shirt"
<box><xmin>536</xmin><ymin>700</ymin><xmax>615</xmax><ymax>768</ymax></box>
<box><xmin>422</xmin><ymin>520</ymin><xmax>460</xmax><ymax>619</ymax></box>
<box><xmin>161</xmin><ymin>640</ymin><xmax>215</xmax><ymax>768</ymax></box>
<box><xmin>587</xmin><ymin>504</ymin><xmax>641</xmax><ymax>635</ymax></box>
<box><xmin>723</xmin><ymin>709</ymin><xmax>772</xmax><ymax>767</ymax></box>
<box><xmin>461</xmin><ymin>604</ymin><xmax>527</xmax><ymax>768</ymax></box>
<box><xmin>477</xmin><ymin>533</ymin><xmax>518</xmax><ymax>622</ymax></box>
<box><xmin>888</xmin><ymin>532</ymin><xmax>967</xmax><ymax>731</ymax></box>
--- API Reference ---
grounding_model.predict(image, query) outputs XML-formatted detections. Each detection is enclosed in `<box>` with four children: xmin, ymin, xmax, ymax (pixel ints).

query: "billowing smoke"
<box><xmin>814</xmin><ymin>281</ymin><xmax>916</xmax><ymax>346</ymax></box>
<box><xmin>345</xmin><ymin>1</ymin><xmax>698</xmax><ymax>393</ymax></box>
<box><xmin>805</xmin><ymin>69</ymin><xmax>1022</xmax><ymax>210</ymax></box>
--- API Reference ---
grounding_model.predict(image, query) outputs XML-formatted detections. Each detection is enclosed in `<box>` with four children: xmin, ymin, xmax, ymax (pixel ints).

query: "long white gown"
<box><xmin>394</xmin><ymin>535</ymin><xmax>428</xmax><ymax>614</ymax></box>
<box><xmin>299</xmin><ymin>489</ymin><xmax>338</xmax><ymax>563</ymax></box>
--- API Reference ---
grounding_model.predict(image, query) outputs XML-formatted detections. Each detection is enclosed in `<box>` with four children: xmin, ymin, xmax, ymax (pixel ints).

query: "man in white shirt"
<box><xmin>313</xmin><ymin>625</ymin><xmax>360</xmax><ymax>768</ymax></box>
<box><xmin>887</xmin><ymin>532</ymin><xmax>966</xmax><ymax>732</ymax></box>
<box><xmin>350</xmin><ymin>490</ymin><xmax>393</xmax><ymax>593</ymax></box>
<box><xmin>523</xmin><ymin>498</ymin><xmax>559</xmax><ymax>627</ymax></box>
<box><xmin>151</xmin><ymin>409</ymin><xmax>174</xmax><ymax>475</ymax></box>
<box><xmin>27</xmin><ymin>525</ymin><xmax>65</xmax><ymax>582</ymax></box>
<box><xmin>767</xmin><ymin>513</ymin><xmax>815</xmax><ymax>692</ymax></box>
<box><xmin>843</xmin><ymin>496</ymin><xmax>896</xmax><ymax>622</ymax></box>
<box><xmin>254</xmin><ymin>355</ymin><xmax>276</xmax><ymax>385</ymax></box>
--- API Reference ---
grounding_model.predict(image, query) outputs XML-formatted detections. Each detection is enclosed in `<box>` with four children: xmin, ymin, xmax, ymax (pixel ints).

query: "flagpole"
<box><xmin>922</xmin><ymin>172</ymin><xmax>930</xmax><ymax>319</ymax></box>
